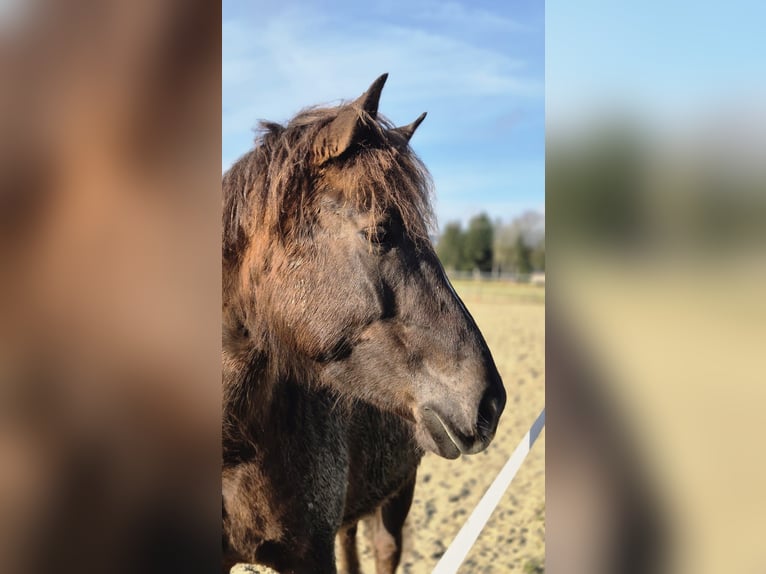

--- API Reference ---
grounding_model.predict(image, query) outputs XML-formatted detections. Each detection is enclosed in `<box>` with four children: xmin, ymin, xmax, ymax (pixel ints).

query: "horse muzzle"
<box><xmin>417</xmin><ymin>387</ymin><xmax>505</xmax><ymax>459</ymax></box>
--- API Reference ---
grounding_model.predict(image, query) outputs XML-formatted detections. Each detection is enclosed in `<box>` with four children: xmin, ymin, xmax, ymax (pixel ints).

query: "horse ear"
<box><xmin>353</xmin><ymin>73</ymin><xmax>388</xmax><ymax>119</ymax></box>
<box><xmin>313</xmin><ymin>74</ymin><xmax>389</xmax><ymax>164</ymax></box>
<box><xmin>392</xmin><ymin>112</ymin><xmax>427</xmax><ymax>143</ymax></box>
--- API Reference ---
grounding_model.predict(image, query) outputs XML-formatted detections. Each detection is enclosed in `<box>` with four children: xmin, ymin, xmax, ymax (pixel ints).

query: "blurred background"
<box><xmin>0</xmin><ymin>1</ymin><xmax>220</xmax><ymax>573</ymax></box>
<box><xmin>546</xmin><ymin>2</ymin><xmax>766</xmax><ymax>573</ymax></box>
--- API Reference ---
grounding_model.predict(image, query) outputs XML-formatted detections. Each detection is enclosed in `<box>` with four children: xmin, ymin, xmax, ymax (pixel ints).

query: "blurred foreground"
<box><xmin>0</xmin><ymin>2</ymin><xmax>220</xmax><ymax>573</ymax></box>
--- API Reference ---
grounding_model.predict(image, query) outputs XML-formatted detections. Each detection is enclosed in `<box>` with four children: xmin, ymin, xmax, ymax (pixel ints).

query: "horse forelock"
<box><xmin>221</xmin><ymin>101</ymin><xmax>435</xmax><ymax>265</ymax></box>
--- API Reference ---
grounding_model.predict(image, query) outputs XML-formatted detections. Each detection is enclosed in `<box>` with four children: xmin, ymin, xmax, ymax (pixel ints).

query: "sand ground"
<box><xmin>235</xmin><ymin>281</ymin><xmax>545</xmax><ymax>573</ymax></box>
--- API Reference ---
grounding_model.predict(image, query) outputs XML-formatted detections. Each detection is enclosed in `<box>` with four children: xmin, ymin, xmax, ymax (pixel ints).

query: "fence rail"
<box><xmin>432</xmin><ymin>407</ymin><xmax>546</xmax><ymax>574</ymax></box>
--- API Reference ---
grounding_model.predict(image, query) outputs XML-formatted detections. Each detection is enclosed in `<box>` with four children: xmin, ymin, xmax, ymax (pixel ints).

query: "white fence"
<box><xmin>432</xmin><ymin>408</ymin><xmax>546</xmax><ymax>574</ymax></box>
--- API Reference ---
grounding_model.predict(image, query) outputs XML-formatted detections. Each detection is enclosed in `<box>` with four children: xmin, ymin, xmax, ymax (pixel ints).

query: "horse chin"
<box><xmin>414</xmin><ymin>408</ymin><xmax>462</xmax><ymax>459</ymax></box>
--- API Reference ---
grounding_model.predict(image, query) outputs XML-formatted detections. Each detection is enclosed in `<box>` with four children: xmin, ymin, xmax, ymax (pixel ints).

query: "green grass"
<box><xmin>450</xmin><ymin>279</ymin><xmax>545</xmax><ymax>306</ymax></box>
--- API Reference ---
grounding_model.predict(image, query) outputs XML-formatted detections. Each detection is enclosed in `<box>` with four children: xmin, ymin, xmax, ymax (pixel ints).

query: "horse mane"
<box><xmin>222</xmin><ymin>101</ymin><xmax>435</xmax><ymax>264</ymax></box>
<box><xmin>221</xmin><ymin>96</ymin><xmax>436</xmax><ymax>434</ymax></box>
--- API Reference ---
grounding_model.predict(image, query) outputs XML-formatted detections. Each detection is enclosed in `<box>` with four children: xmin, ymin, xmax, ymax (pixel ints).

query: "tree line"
<box><xmin>436</xmin><ymin>210</ymin><xmax>545</xmax><ymax>275</ymax></box>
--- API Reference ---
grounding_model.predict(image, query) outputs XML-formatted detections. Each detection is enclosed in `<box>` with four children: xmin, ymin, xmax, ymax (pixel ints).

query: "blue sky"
<box><xmin>222</xmin><ymin>0</ymin><xmax>544</xmax><ymax>230</ymax></box>
<box><xmin>547</xmin><ymin>1</ymin><xmax>766</xmax><ymax>130</ymax></box>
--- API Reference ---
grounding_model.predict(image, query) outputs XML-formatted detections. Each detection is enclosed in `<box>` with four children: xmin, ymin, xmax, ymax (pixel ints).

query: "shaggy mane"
<box><xmin>222</xmin><ymin>101</ymin><xmax>435</xmax><ymax>262</ymax></box>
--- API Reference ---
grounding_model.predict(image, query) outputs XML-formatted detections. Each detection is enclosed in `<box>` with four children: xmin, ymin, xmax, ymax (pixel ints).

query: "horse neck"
<box><xmin>222</xmin><ymin>303</ymin><xmax>321</xmax><ymax>423</ymax></box>
<box><xmin>222</xmin><ymin>339</ymin><xmax>334</xmax><ymax>469</ymax></box>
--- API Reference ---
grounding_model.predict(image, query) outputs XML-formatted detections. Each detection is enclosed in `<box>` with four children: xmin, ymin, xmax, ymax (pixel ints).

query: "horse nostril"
<box><xmin>477</xmin><ymin>388</ymin><xmax>504</xmax><ymax>440</ymax></box>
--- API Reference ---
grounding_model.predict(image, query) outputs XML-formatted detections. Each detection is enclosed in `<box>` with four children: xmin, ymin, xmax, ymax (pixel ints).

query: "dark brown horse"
<box><xmin>222</xmin><ymin>74</ymin><xmax>506</xmax><ymax>574</ymax></box>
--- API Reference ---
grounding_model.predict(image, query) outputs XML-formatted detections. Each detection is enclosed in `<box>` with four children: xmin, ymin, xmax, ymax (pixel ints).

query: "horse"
<box><xmin>222</xmin><ymin>74</ymin><xmax>507</xmax><ymax>574</ymax></box>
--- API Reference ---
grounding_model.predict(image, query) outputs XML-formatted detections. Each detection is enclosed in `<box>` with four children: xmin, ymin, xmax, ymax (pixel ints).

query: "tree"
<box><xmin>513</xmin><ymin>234</ymin><xmax>533</xmax><ymax>274</ymax></box>
<box><xmin>531</xmin><ymin>238</ymin><xmax>545</xmax><ymax>271</ymax></box>
<box><xmin>493</xmin><ymin>210</ymin><xmax>545</xmax><ymax>274</ymax></box>
<box><xmin>436</xmin><ymin>221</ymin><xmax>464</xmax><ymax>270</ymax></box>
<box><xmin>493</xmin><ymin>221</ymin><xmax>516</xmax><ymax>274</ymax></box>
<box><xmin>463</xmin><ymin>213</ymin><xmax>494</xmax><ymax>272</ymax></box>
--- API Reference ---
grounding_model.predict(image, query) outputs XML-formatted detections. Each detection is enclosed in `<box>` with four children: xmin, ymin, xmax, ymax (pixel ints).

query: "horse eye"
<box><xmin>362</xmin><ymin>225</ymin><xmax>391</xmax><ymax>245</ymax></box>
